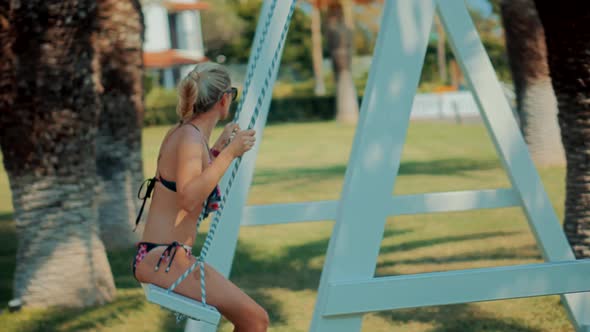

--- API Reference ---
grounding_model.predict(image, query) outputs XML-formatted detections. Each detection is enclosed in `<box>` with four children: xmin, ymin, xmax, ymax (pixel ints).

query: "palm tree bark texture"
<box><xmin>500</xmin><ymin>0</ymin><xmax>565</xmax><ymax>167</ymax></box>
<box><xmin>94</xmin><ymin>0</ymin><xmax>144</xmax><ymax>250</ymax></box>
<box><xmin>534</xmin><ymin>0</ymin><xmax>590</xmax><ymax>258</ymax></box>
<box><xmin>0</xmin><ymin>0</ymin><xmax>116</xmax><ymax>307</ymax></box>
<box><xmin>0</xmin><ymin>0</ymin><xmax>14</xmax><ymax>111</ymax></box>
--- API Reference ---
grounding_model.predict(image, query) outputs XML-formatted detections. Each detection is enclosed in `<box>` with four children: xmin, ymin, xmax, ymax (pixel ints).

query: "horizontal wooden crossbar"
<box><xmin>322</xmin><ymin>259</ymin><xmax>590</xmax><ymax>316</ymax></box>
<box><xmin>242</xmin><ymin>189</ymin><xmax>520</xmax><ymax>226</ymax></box>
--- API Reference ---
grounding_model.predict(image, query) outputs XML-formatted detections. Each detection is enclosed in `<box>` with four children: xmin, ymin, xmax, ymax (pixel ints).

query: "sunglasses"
<box><xmin>194</xmin><ymin>87</ymin><xmax>239</xmax><ymax>114</ymax></box>
<box><xmin>225</xmin><ymin>87</ymin><xmax>238</xmax><ymax>102</ymax></box>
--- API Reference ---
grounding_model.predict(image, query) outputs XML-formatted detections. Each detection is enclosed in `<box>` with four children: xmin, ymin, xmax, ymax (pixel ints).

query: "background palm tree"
<box><xmin>325</xmin><ymin>1</ymin><xmax>359</xmax><ymax>124</ymax></box>
<box><xmin>311</xmin><ymin>0</ymin><xmax>383</xmax><ymax>123</ymax></box>
<box><xmin>500</xmin><ymin>0</ymin><xmax>565</xmax><ymax>167</ymax></box>
<box><xmin>533</xmin><ymin>0</ymin><xmax>590</xmax><ymax>258</ymax></box>
<box><xmin>434</xmin><ymin>15</ymin><xmax>447</xmax><ymax>84</ymax></box>
<box><xmin>0</xmin><ymin>0</ymin><xmax>116</xmax><ymax>307</ymax></box>
<box><xmin>94</xmin><ymin>0</ymin><xmax>144</xmax><ymax>249</ymax></box>
<box><xmin>310</xmin><ymin>4</ymin><xmax>326</xmax><ymax>96</ymax></box>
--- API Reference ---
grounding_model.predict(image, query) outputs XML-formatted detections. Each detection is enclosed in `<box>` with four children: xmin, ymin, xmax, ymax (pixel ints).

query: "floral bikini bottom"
<box><xmin>132</xmin><ymin>241</ymin><xmax>193</xmax><ymax>281</ymax></box>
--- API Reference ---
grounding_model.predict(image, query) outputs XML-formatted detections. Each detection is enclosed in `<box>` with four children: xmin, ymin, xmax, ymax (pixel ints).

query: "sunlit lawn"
<box><xmin>0</xmin><ymin>121</ymin><xmax>574</xmax><ymax>331</ymax></box>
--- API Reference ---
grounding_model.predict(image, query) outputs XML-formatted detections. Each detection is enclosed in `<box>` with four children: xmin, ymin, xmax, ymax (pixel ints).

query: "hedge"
<box><xmin>143</xmin><ymin>91</ymin><xmax>359</xmax><ymax>126</ymax></box>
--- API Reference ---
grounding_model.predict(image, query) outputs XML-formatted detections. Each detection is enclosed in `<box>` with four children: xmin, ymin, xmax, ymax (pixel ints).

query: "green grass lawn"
<box><xmin>0</xmin><ymin>121</ymin><xmax>574</xmax><ymax>331</ymax></box>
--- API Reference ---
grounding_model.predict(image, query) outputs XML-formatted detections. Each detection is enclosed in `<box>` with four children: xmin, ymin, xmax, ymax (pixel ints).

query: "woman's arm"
<box><xmin>176</xmin><ymin>127</ymin><xmax>256</xmax><ymax>213</ymax></box>
<box><xmin>211</xmin><ymin>123</ymin><xmax>240</xmax><ymax>157</ymax></box>
<box><xmin>176</xmin><ymin>129</ymin><xmax>234</xmax><ymax>213</ymax></box>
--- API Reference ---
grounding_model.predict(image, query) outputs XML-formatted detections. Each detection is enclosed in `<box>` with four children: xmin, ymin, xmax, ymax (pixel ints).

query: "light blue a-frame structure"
<box><xmin>186</xmin><ymin>1</ymin><xmax>590</xmax><ymax>331</ymax></box>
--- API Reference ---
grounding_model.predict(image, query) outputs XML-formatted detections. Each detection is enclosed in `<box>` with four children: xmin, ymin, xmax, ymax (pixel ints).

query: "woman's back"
<box><xmin>141</xmin><ymin>124</ymin><xmax>208</xmax><ymax>247</ymax></box>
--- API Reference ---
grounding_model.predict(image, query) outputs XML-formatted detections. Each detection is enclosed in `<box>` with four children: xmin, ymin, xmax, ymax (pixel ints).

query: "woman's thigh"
<box><xmin>135</xmin><ymin>246</ymin><xmax>262</xmax><ymax>324</ymax></box>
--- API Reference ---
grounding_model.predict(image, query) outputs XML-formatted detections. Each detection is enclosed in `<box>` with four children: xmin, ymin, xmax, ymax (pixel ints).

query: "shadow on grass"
<box><xmin>230</xmin><ymin>227</ymin><xmax>547</xmax><ymax>330</ymax></box>
<box><xmin>231</xmin><ymin>228</ymin><xmax>410</xmax><ymax>291</ymax></box>
<box><xmin>378</xmin><ymin>231</ymin><xmax>520</xmax><ymax>256</ymax></box>
<box><xmin>377</xmin><ymin>244</ymin><xmax>541</xmax><ymax>271</ymax></box>
<box><xmin>230</xmin><ymin>229</ymin><xmax>534</xmax><ymax>292</ymax></box>
<box><xmin>377</xmin><ymin>303</ymin><xmax>541</xmax><ymax>332</ymax></box>
<box><xmin>0</xmin><ymin>212</ymin><xmax>13</xmax><ymax>222</ymax></box>
<box><xmin>15</xmin><ymin>293</ymin><xmax>145</xmax><ymax>332</ymax></box>
<box><xmin>399</xmin><ymin>158</ymin><xmax>501</xmax><ymax>176</ymax></box>
<box><xmin>253</xmin><ymin>164</ymin><xmax>346</xmax><ymax>186</ymax></box>
<box><xmin>253</xmin><ymin>158</ymin><xmax>501</xmax><ymax>186</ymax></box>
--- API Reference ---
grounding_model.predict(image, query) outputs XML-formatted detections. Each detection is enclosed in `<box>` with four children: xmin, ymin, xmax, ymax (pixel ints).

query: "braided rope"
<box><xmin>167</xmin><ymin>0</ymin><xmax>297</xmax><ymax>309</ymax></box>
<box><xmin>232</xmin><ymin>0</ymin><xmax>278</xmax><ymax>123</ymax></box>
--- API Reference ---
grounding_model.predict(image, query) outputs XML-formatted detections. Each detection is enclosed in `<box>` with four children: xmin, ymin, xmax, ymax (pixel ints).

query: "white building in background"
<box><xmin>142</xmin><ymin>0</ymin><xmax>209</xmax><ymax>88</ymax></box>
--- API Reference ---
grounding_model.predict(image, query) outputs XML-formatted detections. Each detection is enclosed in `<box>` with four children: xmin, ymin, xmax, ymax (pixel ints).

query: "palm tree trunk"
<box><xmin>534</xmin><ymin>1</ymin><xmax>590</xmax><ymax>258</ymax></box>
<box><xmin>501</xmin><ymin>0</ymin><xmax>565</xmax><ymax>167</ymax></box>
<box><xmin>311</xmin><ymin>5</ymin><xmax>326</xmax><ymax>96</ymax></box>
<box><xmin>435</xmin><ymin>15</ymin><xmax>447</xmax><ymax>84</ymax></box>
<box><xmin>326</xmin><ymin>3</ymin><xmax>359</xmax><ymax>124</ymax></box>
<box><xmin>10</xmin><ymin>176</ymin><xmax>116</xmax><ymax>307</ymax></box>
<box><xmin>0</xmin><ymin>0</ymin><xmax>116</xmax><ymax>307</ymax></box>
<box><xmin>449</xmin><ymin>59</ymin><xmax>462</xmax><ymax>89</ymax></box>
<box><xmin>94</xmin><ymin>0</ymin><xmax>144</xmax><ymax>249</ymax></box>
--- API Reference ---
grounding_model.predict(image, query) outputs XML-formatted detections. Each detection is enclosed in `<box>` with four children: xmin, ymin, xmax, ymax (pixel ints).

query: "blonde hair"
<box><xmin>176</xmin><ymin>62</ymin><xmax>232</xmax><ymax>122</ymax></box>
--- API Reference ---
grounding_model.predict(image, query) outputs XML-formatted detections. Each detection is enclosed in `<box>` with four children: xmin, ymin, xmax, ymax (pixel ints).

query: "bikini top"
<box><xmin>134</xmin><ymin>124</ymin><xmax>222</xmax><ymax>230</ymax></box>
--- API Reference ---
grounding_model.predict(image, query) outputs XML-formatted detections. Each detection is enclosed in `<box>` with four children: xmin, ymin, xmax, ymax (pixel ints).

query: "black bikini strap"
<box><xmin>154</xmin><ymin>241</ymin><xmax>183</xmax><ymax>273</ymax></box>
<box><xmin>134</xmin><ymin>177</ymin><xmax>158</xmax><ymax>231</ymax></box>
<box><xmin>185</xmin><ymin>122</ymin><xmax>201</xmax><ymax>133</ymax></box>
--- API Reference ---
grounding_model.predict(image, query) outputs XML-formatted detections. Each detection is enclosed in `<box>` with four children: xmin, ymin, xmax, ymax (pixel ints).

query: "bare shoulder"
<box><xmin>158</xmin><ymin>123</ymin><xmax>182</xmax><ymax>146</ymax></box>
<box><xmin>176</xmin><ymin>125</ymin><xmax>206</xmax><ymax>191</ymax></box>
<box><xmin>175</xmin><ymin>124</ymin><xmax>206</xmax><ymax>161</ymax></box>
<box><xmin>176</xmin><ymin>124</ymin><xmax>204</xmax><ymax>146</ymax></box>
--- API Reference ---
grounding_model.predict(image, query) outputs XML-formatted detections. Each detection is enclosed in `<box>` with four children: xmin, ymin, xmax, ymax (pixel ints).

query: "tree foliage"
<box><xmin>200</xmin><ymin>1</ymin><xmax>510</xmax><ymax>85</ymax></box>
<box><xmin>204</xmin><ymin>0</ymin><xmax>314</xmax><ymax>78</ymax></box>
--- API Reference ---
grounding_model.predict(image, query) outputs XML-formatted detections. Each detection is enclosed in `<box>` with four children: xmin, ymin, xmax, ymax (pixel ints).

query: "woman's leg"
<box><xmin>135</xmin><ymin>246</ymin><xmax>269</xmax><ymax>332</ymax></box>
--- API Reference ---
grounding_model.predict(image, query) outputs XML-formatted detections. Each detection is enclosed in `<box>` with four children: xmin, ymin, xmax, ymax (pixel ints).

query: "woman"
<box><xmin>133</xmin><ymin>62</ymin><xmax>269</xmax><ymax>332</ymax></box>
